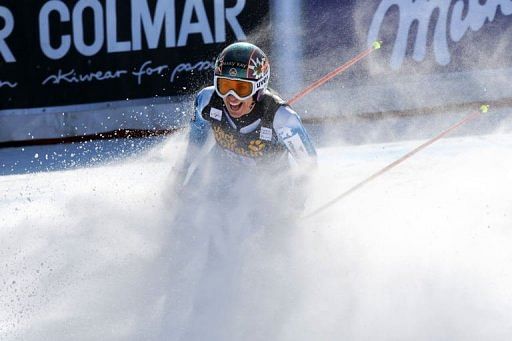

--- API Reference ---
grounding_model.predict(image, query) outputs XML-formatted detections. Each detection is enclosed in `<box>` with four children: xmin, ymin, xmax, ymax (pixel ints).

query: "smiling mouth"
<box><xmin>228</xmin><ymin>102</ymin><xmax>242</xmax><ymax>112</ymax></box>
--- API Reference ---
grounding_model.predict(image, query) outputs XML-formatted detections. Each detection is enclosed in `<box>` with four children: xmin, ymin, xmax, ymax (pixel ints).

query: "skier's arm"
<box><xmin>178</xmin><ymin>88</ymin><xmax>216</xmax><ymax>187</ymax></box>
<box><xmin>273</xmin><ymin>105</ymin><xmax>317</xmax><ymax>168</ymax></box>
<box><xmin>273</xmin><ymin>106</ymin><xmax>317</xmax><ymax>213</ymax></box>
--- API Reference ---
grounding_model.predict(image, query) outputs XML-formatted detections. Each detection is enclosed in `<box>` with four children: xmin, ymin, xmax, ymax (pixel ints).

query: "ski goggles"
<box><xmin>214</xmin><ymin>76</ymin><xmax>259</xmax><ymax>101</ymax></box>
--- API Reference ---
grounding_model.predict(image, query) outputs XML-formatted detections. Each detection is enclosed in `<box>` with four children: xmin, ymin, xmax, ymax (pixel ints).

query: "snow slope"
<box><xmin>1</xmin><ymin>129</ymin><xmax>512</xmax><ymax>340</ymax></box>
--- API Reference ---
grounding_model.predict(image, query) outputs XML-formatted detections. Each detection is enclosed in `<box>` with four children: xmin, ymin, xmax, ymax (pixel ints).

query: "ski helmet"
<box><xmin>214</xmin><ymin>42</ymin><xmax>270</xmax><ymax>100</ymax></box>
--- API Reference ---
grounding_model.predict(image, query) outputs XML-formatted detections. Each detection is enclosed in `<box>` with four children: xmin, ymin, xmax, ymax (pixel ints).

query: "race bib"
<box><xmin>209</xmin><ymin>108</ymin><xmax>223</xmax><ymax>121</ymax></box>
<box><xmin>259</xmin><ymin>127</ymin><xmax>273</xmax><ymax>141</ymax></box>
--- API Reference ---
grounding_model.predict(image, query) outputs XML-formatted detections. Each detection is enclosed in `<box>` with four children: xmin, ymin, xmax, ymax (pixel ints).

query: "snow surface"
<box><xmin>1</xmin><ymin>128</ymin><xmax>512</xmax><ymax>340</ymax></box>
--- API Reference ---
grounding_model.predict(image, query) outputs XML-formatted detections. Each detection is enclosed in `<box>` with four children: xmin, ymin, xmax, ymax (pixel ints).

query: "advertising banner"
<box><xmin>300</xmin><ymin>0</ymin><xmax>512</xmax><ymax>116</ymax></box>
<box><xmin>304</xmin><ymin>0</ymin><xmax>512</xmax><ymax>79</ymax></box>
<box><xmin>0</xmin><ymin>0</ymin><xmax>269</xmax><ymax>110</ymax></box>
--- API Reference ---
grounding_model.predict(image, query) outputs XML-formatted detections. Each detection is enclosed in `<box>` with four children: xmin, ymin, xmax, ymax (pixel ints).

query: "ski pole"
<box><xmin>303</xmin><ymin>105</ymin><xmax>490</xmax><ymax>219</ymax></box>
<box><xmin>288</xmin><ymin>41</ymin><xmax>382</xmax><ymax>106</ymax></box>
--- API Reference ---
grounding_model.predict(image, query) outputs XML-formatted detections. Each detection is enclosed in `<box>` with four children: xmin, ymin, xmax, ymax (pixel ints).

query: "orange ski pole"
<box><xmin>288</xmin><ymin>41</ymin><xmax>382</xmax><ymax>106</ymax></box>
<box><xmin>304</xmin><ymin>105</ymin><xmax>490</xmax><ymax>219</ymax></box>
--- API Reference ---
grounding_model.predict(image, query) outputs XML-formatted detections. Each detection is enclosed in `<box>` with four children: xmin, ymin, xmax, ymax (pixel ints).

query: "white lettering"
<box><xmin>0</xmin><ymin>6</ymin><xmax>15</xmax><ymax>62</ymax></box>
<box><xmin>132</xmin><ymin>60</ymin><xmax>169</xmax><ymax>85</ymax></box>
<box><xmin>73</xmin><ymin>0</ymin><xmax>104</xmax><ymax>56</ymax></box>
<box><xmin>225</xmin><ymin>0</ymin><xmax>247</xmax><ymax>40</ymax></box>
<box><xmin>368</xmin><ymin>0</ymin><xmax>450</xmax><ymax>69</ymax></box>
<box><xmin>42</xmin><ymin>68</ymin><xmax>127</xmax><ymax>85</ymax></box>
<box><xmin>178</xmin><ymin>0</ymin><xmax>214</xmax><ymax>47</ymax></box>
<box><xmin>170</xmin><ymin>60</ymin><xmax>215</xmax><ymax>82</ymax></box>
<box><xmin>0</xmin><ymin>80</ymin><xmax>17</xmax><ymax>88</ymax></box>
<box><xmin>37</xmin><ymin>0</ymin><xmax>249</xmax><ymax>60</ymax></box>
<box><xmin>40</xmin><ymin>60</ymin><xmax>214</xmax><ymax>87</ymax></box>
<box><xmin>368</xmin><ymin>0</ymin><xmax>512</xmax><ymax>69</ymax></box>
<box><xmin>131</xmin><ymin>0</ymin><xmax>176</xmax><ymax>50</ymax></box>
<box><xmin>214</xmin><ymin>0</ymin><xmax>226</xmax><ymax>42</ymax></box>
<box><xmin>39</xmin><ymin>1</ymin><xmax>71</xmax><ymax>60</ymax></box>
<box><xmin>106</xmin><ymin>0</ymin><xmax>131</xmax><ymax>52</ymax></box>
<box><xmin>450</xmin><ymin>0</ymin><xmax>512</xmax><ymax>42</ymax></box>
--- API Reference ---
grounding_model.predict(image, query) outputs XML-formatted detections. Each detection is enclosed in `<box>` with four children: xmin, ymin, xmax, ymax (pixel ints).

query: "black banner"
<box><xmin>0</xmin><ymin>0</ymin><xmax>269</xmax><ymax>110</ymax></box>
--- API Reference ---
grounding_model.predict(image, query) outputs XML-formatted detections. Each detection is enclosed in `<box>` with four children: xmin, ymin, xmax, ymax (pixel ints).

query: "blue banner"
<box><xmin>294</xmin><ymin>0</ymin><xmax>512</xmax><ymax>116</ymax></box>
<box><xmin>304</xmin><ymin>0</ymin><xmax>512</xmax><ymax>78</ymax></box>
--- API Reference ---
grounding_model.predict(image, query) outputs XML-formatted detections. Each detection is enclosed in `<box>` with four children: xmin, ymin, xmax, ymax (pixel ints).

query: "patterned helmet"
<box><xmin>214</xmin><ymin>42</ymin><xmax>270</xmax><ymax>97</ymax></box>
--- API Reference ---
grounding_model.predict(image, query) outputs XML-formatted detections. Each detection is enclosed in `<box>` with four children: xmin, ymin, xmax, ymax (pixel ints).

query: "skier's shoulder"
<box><xmin>272</xmin><ymin>103</ymin><xmax>303</xmax><ymax>132</ymax></box>
<box><xmin>255</xmin><ymin>88</ymin><xmax>288</xmax><ymax>126</ymax></box>
<box><xmin>191</xmin><ymin>86</ymin><xmax>216</xmax><ymax>124</ymax></box>
<box><xmin>194</xmin><ymin>86</ymin><xmax>215</xmax><ymax>111</ymax></box>
<box><xmin>257</xmin><ymin>88</ymin><xmax>307</xmax><ymax>135</ymax></box>
<box><xmin>271</xmin><ymin>102</ymin><xmax>317</xmax><ymax>162</ymax></box>
<box><xmin>261</xmin><ymin>88</ymin><xmax>287</xmax><ymax>106</ymax></box>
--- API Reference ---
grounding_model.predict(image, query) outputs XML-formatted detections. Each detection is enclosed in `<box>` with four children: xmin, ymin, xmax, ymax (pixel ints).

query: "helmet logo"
<box><xmin>248</xmin><ymin>57</ymin><xmax>269</xmax><ymax>80</ymax></box>
<box><xmin>214</xmin><ymin>54</ymin><xmax>225</xmax><ymax>75</ymax></box>
<box><xmin>229</xmin><ymin>68</ymin><xmax>238</xmax><ymax>77</ymax></box>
